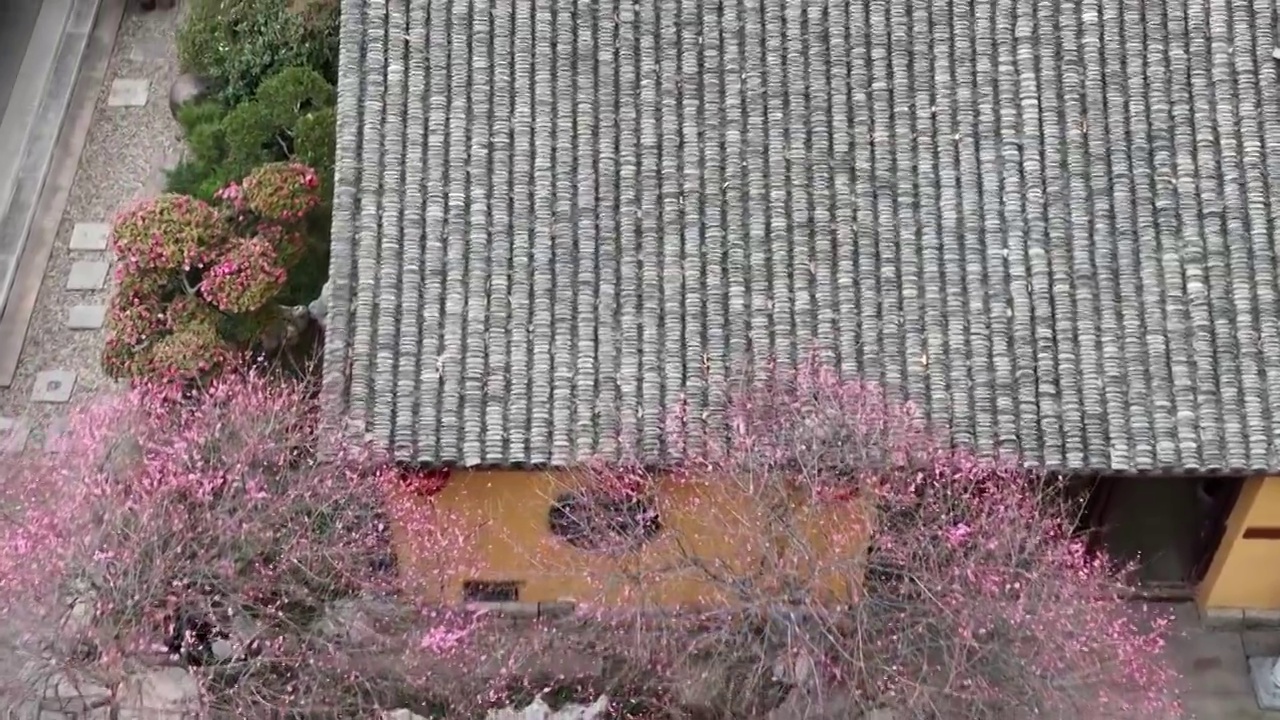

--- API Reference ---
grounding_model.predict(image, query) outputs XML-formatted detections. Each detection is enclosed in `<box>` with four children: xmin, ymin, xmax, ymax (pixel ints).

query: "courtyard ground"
<box><xmin>1165</xmin><ymin>603</ymin><xmax>1280</xmax><ymax>718</ymax></box>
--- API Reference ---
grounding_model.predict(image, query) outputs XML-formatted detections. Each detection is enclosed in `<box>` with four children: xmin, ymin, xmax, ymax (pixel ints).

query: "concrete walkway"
<box><xmin>0</xmin><ymin>1</ymin><xmax>182</xmax><ymax>715</ymax></box>
<box><xmin>0</xmin><ymin>0</ymin><xmax>103</xmax><ymax>326</ymax></box>
<box><xmin>0</xmin><ymin>0</ymin><xmax>180</xmax><ymax>451</ymax></box>
<box><xmin>1165</xmin><ymin>603</ymin><xmax>1280</xmax><ymax>719</ymax></box>
<box><xmin>0</xmin><ymin>0</ymin><xmax>46</xmax><ymax>112</ymax></box>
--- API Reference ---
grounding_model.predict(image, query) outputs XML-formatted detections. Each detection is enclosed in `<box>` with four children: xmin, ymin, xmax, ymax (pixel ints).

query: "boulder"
<box><xmin>116</xmin><ymin>667</ymin><xmax>201</xmax><ymax>719</ymax></box>
<box><xmin>314</xmin><ymin>598</ymin><xmax>401</xmax><ymax>646</ymax></box>
<box><xmin>308</xmin><ymin>280</ymin><xmax>331</xmax><ymax>329</ymax></box>
<box><xmin>209</xmin><ymin>612</ymin><xmax>261</xmax><ymax>663</ymax></box>
<box><xmin>484</xmin><ymin>695</ymin><xmax>609</xmax><ymax>720</ymax></box>
<box><xmin>765</xmin><ymin>688</ymin><xmax>887</xmax><ymax>720</ymax></box>
<box><xmin>30</xmin><ymin>670</ymin><xmax>111</xmax><ymax>716</ymax></box>
<box><xmin>168</xmin><ymin>74</ymin><xmax>215</xmax><ymax>120</ymax></box>
<box><xmin>258</xmin><ymin>304</ymin><xmax>312</xmax><ymax>353</ymax></box>
<box><xmin>383</xmin><ymin>711</ymin><xmax>429</xmax><ymax>720</ymax></box>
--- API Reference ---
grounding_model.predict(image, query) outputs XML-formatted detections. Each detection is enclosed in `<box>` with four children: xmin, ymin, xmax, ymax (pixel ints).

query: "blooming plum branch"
<box><xmin>551</xmin><ymin>353</ymin><xmax>1183</xmax><ymax>719</ymax></box>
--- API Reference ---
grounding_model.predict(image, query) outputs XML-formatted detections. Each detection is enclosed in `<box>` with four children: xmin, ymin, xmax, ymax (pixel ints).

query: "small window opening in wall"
<box><xmin>463</xmin><ymin>580</ymin><xmax>520</xmax><ymax>602</ymax></box>
<box><xmin>548</xmin><ymin>490</ymin><xmax>662</xmax><ymax>553</ymax></box>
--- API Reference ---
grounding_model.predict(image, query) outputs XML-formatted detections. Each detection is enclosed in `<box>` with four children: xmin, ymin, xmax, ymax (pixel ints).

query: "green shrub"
<box><xmin>175</xmin><ymin>101</ymin><xmax>227</xmax><ymax>145</ymax></box>
<box><xmin>164</xmin><ymin>103</ymin><xmax>233</xmax><ymax>200</ymax></box>
<box><xmin>220</xmin><ymin>102</ymin><xmax>280</xmax><ymax>178</ymax></box>
<box><xmin>294</xmin><ymin>105</ymin><xmax>336</xmax><ymax>193</ymax></box>
<box><xmin>166</xmin><ymin>68</ymin><xmax>336</xmax><ymax>203</ymax></box>
<box><xmin>164</xmin><ymin>158</ymin><xmax>235</xmax><ymax>201</ymax></box>
<box><xmin>254</xmin><ymin>66</ymin><xmax>335</xmax><ymax>121</ymax></box>
<box><xmin>177</xmin><ymin>0</ymin><xmax>339</xmax><ymax>106</ymax></box>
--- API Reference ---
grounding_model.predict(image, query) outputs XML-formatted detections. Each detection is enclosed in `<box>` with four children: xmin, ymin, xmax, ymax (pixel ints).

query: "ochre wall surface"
<box><xmin>1199</xmin><ymin>477</ymin><xmax>1280</xmax><ymax>611</ymax></box>
<box><xmin>391</xmin><ymin>469</ymin><xmax>867</xmax><ymax>607</ymax></box>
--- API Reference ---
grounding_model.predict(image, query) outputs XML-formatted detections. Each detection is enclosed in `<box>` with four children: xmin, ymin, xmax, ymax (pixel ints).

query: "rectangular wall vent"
<box><xmin>462</xmin><ymin>580</ymin><xmax>520</xmax><ymax>602</ymax></box>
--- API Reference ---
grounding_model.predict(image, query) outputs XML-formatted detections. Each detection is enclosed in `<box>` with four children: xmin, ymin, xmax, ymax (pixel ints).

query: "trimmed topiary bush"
<box><xmin>177</xmin><ymin>0</ymin><xmax>339</xmax><ymax>106</ymax></box>
<box><xmin>103</xmin><ymin>162</ymin><xmax>325</xmax><ymax>384</ymax></box>
<box><xmin>166</xmin><ymin>67</ymin><xmax>336</xmax><ymax>203</ymax></box>
<box><xmin>293</xmin><ymin>104</ymin><xmax>336</xmax><ymax>191</ymax></box>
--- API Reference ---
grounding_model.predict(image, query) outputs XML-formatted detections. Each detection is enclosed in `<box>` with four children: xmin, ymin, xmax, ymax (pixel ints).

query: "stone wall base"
<box><xmin>1200</xmin><ymin>607</ymin><xmax>1280</xmax><ymax>630</ymax></box>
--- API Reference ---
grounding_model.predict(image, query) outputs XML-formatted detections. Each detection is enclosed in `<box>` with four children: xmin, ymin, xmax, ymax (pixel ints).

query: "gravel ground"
<box><xmin>0</xmin><ymin>6</ymin><xmax>182</xmax><ymax>713</ymax></box>
<box><xmin>0</xmin><ymin>7</ymin><xmax>181</xmax><ymax>449</ymax></box>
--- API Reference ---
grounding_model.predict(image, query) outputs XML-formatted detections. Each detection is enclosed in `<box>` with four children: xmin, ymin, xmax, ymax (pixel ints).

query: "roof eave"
<box><xmin>319</xmin><ymin>0</ymin><xmax>366</xmax><ymax>435</ymax></box>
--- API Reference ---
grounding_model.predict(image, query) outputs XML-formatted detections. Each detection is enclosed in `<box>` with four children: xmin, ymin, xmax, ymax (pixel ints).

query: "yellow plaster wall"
<box><xmin>390</xmin><ymin>469</ymin><xmax>868</xmax><ymax>607</ymax></box>
<box><xmin>1199</xmin><ymin>477</ymin><xmax>1280</xmax><ymax>610</ymax></box>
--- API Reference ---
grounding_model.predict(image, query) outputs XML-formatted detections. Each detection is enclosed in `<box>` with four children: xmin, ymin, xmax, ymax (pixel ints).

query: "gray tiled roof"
<box><xmin>323</xmin><ymin>0</ymin><xmax>1280</xmax><ymax>473</ymax></box>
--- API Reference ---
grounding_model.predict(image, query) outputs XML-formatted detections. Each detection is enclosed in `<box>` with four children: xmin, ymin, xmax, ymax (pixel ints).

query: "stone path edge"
<box><xmin>0</xmin><ymin>0</ymin><xmax>125</xmax><ymax>388</ymax></box>
<box><xmin>0</xmin><ymin>0</ymin><xmax>103</xmax><ymax>318</ymax></box>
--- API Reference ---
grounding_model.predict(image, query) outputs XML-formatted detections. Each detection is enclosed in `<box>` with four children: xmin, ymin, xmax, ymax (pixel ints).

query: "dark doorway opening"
<box><xmin>1071</xmin><ymin>475</ymin><xmax>1242</xmax><ymax>595</ymax></box>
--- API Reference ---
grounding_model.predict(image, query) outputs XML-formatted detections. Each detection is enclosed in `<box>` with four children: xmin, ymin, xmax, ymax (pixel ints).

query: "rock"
<box><xmin>671</xmin><ymin>662</ymin><xmax>736</xmax><ymax>714</ymax></box>
<box><xmin>116</xmin><ymin>667</ymin><xmax>201</xmax><ymax>719</ymax></box>
<box><xmin>62</xmin><ymin>595</ymin><xmax>93</xmax><ymax>637</ymax></box>
<box><xmin>104</xmin><ymin>435</ymin><xmax>144</xmax><ymax>481</ymax></box>
<box><xmin>168</xmin><ymin>74</ymin><xmax>214</xmax><ymax>120</ymax></box>
<box><xmin>551</xmin><ymin>696</ymin><xmax>609</xmax><ymax>720</ymax></box>
<box><xmin>314</xmin><ymin>598</ymin><xmax>394</xmax><ymax>646</ymax></box>
<box><xmin>31</xmin><ymin>671</ymin><xmax>112</xmax><ymax>716</ymax></box>
<box><xmin>308</xmin><ymin>280</ymin><xmax>331</xmax><ymax>329</ymax></box>
<box><xmin>209</xmin><ymin>638</ymin><xmax>234</xmax><ymax>662</ymax></box>
<box><xmin>383</xmin><ymin>711</ymin><xmax>429</xmax><ymax>720</ymax></box>
<box><xmin>484</xmin><ymin>696</ymin><xmax>609</xmax><ymax>720</ymax></box>
<box><xmin>206</xmin><ymin>612</ymin><xmax>261</xmax><ymax>663</ymax></box>
<box><xmin>765</xmin><ymin>687</ymin><xmax>869</xmax><ymax>720</ymax></box>
<box><xmin>258</xmin><ymin>304</ymin><xmax>312</xmax><ymax>353</ymax></box>
<box><xmin>772</xmin><ymin>650</ymin><xmax>818</xmax><ymax>690</ymax></box>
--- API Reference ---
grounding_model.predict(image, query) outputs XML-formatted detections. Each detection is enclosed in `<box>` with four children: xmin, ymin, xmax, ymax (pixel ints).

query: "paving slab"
<box><xmin>66</xmin><ymin>304</ymin><xmax>105</xmax><ymax>329</ymax></box>
<box><xmin>30</xmin><ymin>370</ymin><xmax>75</xmax><ymax>403</ymax></box>
<box><xmin>66</xmin><ymin>260</ymin><xmax>108</xmax><ymax>290</ymax></box>
<box><xmin>105</xmin><ymin>78</ymin><xmax>147</xmax><ymax>107</ymax></box>
<box><xmin>1243</xmin><ymin>630</ymin><xmax>1280</xmax><ymax>659</ymax></box>
<box><xmin>1182</xmin><ymin>692</ymin><xmax>1271</xmax><ymax>720</ymax></box>
<box><xmin>1168</xmin><ymin>629</ymin><xmax>1253</xmax><ymax>697</ymax></box>
<box><xmin>1250</xmin><ymin>656</ymin><xmax>1280</xmax><ymax>711</ymax></box>
<box><xmin>67</xmin><ymin>221</ymin><xmax>109</xmax><ymax>250</ymax></box>
<box><xmin>41</xmin><ymin>416</ymin><xmax>67</xmax><ymax>452</ymax></box>
<box><xmin>127</xmin><ymin>37</ymin><xmax>168</xmax><ymax>62</ymax></box>
<box><xmin>0</xmin><ymin>416</ymin><xmax>29</xmax><ymax>453</ymax></box>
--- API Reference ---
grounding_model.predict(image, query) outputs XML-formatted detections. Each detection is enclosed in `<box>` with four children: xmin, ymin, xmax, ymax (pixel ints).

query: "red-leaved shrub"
<box><xmin>103</xmin><ymin>162</ymin><xmax>324</xmax><ymax>384</ymax></box>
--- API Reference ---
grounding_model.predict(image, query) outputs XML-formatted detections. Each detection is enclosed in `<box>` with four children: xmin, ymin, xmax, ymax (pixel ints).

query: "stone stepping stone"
<box><xmin>107</xmin><ymin>78</ymin><xmax>149</xmax><ymax>107</ymax></box>
<box><xmin>67</xmin><ymin>304</ymin><xmax>107</xmax><ymax>330</ymax></box>
<box><xmin>0</xmin><ymin>416</ymin><xmax>29</xmax><ymax>454</ymax></box>
<box><xmin>68</xmin><ymin>221</ymin><xmax>110</xmax><ymax>251</ymax></box>
<box><xmin>67</xmin><ymin>260</ymin><xmax>109</xmax><ymax>290</ymax></box>
<box><xmin>31</xmin><ymin>370</ymin><xmax>76</xmax><ymax>403</ymax></box>
<box><xmin>128</xmin><ymin>38</ymin><xmax>170</xmax><ymax>63</ymax></box>
<box><xmin>43</xmin><ymin>417</ymin><xmax>68</xmax><ymax>453</ymax></box>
